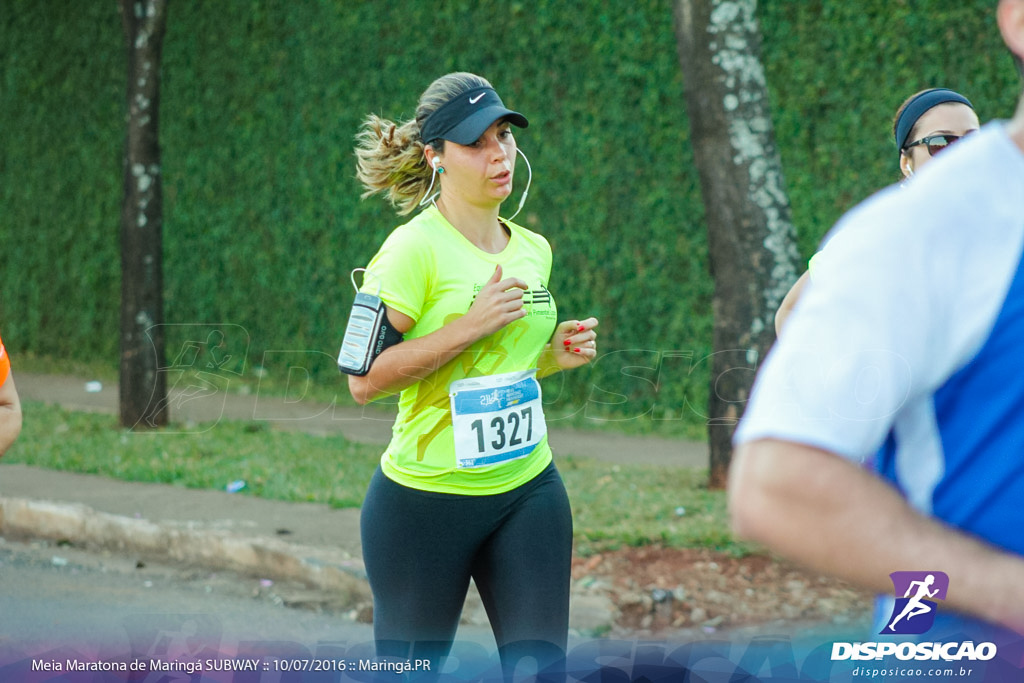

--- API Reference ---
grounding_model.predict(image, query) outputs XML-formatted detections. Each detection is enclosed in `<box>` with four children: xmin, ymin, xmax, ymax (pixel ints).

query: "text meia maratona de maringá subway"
<box><xmin>31</xmin><ymin>659</ymin><xmax>259</xmax><ymax>674</ymax></box>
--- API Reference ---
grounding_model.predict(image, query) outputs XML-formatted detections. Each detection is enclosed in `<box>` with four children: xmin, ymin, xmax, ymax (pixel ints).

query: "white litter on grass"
<box><xmin>85</xmin><ymin>381</ymin><xmax>103</xmax><ymax>393</ymax></box>
<box><xmin>51</xmin><ymin>556</ymin><xmax>68</xmax><ymax>567</ymax></box>
<box><xmin>226</xmin><ymin>480</ymin><xmax>246</xmax><ymax>493</ymax></box>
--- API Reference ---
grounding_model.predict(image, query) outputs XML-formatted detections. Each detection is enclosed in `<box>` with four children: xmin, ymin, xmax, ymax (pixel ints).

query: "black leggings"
<box><xmin>360</xmin><ymin>461</ymin><xmax>573</xmax><ymax>673</ymax></box>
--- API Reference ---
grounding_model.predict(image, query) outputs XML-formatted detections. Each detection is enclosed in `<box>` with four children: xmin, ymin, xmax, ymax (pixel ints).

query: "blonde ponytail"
<box><xmin>354</xmin><ymin>72</ymin><xmax>493</xmax><ymax>215</ymax></box>
<box><xmin>354</xmin><ymin>115</ymin><xmax>430</xmax><ymax>215</ymax></box>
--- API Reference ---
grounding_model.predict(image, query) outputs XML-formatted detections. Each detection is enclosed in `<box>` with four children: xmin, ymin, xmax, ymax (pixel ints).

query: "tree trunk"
<box><xmin>672</xmin><ymin>0</ymin><xmax>800</xmax><ymax>488</ymax></box>
<box><xmin>119</xmin><ymin>0</ymin><xmax>169</xmax><ymax>429</ymax></box>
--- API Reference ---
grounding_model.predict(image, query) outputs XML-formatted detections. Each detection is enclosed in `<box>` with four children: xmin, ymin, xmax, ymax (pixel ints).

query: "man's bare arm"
<box><xmin>729</xmin><ymin>438</ymin><xmax>1024</xmax><ymax>633</ymax></box>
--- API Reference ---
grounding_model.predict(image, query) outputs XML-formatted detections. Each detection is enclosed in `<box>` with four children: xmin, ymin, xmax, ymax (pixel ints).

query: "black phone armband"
<box><xmin>337</xmin><ymin>269</ymin><xmax>404</xmax><ymax>376</ymax></box>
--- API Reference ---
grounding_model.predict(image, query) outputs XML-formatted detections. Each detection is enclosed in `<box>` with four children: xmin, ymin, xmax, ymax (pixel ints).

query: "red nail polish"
<box><xmin>577</xmin><ymin>324</ymin><xmax>586</xmax><ymax>332</ymax></box>
<box><xmin>563</xmin><ymin>339</ymin><xmax>571</xmax><ymax>346</ymax></box>
<box><xmin>573</xmin><ymin>348</ymin><xmax>581</xmax><ymax>353</ymax></box>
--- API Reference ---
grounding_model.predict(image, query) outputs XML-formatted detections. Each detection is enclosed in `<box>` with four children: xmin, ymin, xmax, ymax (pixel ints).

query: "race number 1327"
<box><xmin>449</xmin><ymin>370</ymin><xmax>547</xmax><ymax>469</ymax></box>
<box><xmin>469</xmin><ymin>406</ymin><xmax>534</xmax><ymax>453</ymax></box>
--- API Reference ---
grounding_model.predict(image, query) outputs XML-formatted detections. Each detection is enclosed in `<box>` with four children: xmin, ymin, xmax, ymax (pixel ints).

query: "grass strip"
<box><xmin>5</xmin><ymin>400</ymin><xmax>746</xmax><ymax>555</ymax></box>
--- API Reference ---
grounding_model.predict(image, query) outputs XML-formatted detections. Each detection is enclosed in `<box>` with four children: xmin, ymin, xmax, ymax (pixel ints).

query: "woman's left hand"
<box><xmin>550</xmin><ymin>317</ymin><xmax>599</xmax><ymax>370</ymax></box>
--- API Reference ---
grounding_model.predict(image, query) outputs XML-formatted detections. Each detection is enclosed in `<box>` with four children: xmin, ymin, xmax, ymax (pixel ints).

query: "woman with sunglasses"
<box><xmin>895</xmin><ymin>88</ymin><xmax>980</xmax><ymax>178</ymax></box>
<box><xmin>775</xmin><ymin>88</ymin><xmax>979</xmax><ymax>334</ymax></box>
<box><xmin>347</xmin><ymin>72</ymin><xmax>598</xmax><ymax>676</ymax></box>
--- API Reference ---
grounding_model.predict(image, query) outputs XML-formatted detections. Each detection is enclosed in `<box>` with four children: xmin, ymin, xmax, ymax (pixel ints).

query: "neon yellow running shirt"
<box><xmin>361</xmin><ymin>205</ymin><xmax>558</xmax><ymax>495</ymax></box>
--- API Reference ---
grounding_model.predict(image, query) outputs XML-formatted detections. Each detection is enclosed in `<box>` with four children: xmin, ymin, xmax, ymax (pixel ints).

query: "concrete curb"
<box><xmin>0</xmin><ymin>494</ymin><xmax>618</xmax><ymax>634</ymax></box>
<box><xmin>0</xmin><ymin>496</ymin><xmax>371</xmax><ymax>606</ymax></box>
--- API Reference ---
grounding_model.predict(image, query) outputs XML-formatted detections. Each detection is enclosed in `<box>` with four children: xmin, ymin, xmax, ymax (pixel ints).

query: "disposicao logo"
<box><xmin>882</xmin><ymin>571</ymin><xmax>948</xmax><ymax>635</ymax></box>
<box><xmin>831</xmin><ymin>570</ymin><xmax>998</xmax><ymax>664</ymax></box>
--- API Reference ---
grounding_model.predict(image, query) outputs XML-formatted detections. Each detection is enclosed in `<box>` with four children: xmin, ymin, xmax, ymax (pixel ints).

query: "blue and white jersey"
<box><xmin>735</xmin><ymin>122</ymin><xmax>1024</xmax><ymax>635</ymax></box>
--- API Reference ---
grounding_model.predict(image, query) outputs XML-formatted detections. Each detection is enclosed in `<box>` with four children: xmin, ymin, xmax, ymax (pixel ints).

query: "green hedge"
<box><xmin>1</xmin><ymin>1</ymin><xmax>1018</xmax><ymax>432</ymax></box>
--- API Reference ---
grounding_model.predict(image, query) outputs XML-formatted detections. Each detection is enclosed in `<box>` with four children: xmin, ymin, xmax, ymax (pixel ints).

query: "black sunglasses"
<box><xmin>903</xmin><ymin>132</ymin><xmax>972</xmax><ymax>156</ymax></box>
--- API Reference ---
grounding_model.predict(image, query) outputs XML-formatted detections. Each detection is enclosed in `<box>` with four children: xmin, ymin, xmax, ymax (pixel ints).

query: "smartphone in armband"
<box><xmin>337</xmin><ymin>269</ymin><xmax>403</xmax><ymax>376</ymax></box>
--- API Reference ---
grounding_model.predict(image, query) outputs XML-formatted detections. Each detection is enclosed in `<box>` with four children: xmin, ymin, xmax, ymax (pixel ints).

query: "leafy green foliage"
<box><xmin>1</xmin><ymin>1</ymin><xmax>1017</xmax><ymax>434</ymax></box>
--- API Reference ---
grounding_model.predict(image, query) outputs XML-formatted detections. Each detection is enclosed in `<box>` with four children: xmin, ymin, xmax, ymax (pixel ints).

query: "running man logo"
<box><xmin>882</xmin><ymin>571</ymin><xmax>949</xmax><ymax>635</ymax></box>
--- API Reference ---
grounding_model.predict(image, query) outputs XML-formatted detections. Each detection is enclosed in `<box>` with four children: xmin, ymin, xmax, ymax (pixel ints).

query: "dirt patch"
<box><xmin>572</xmin><ymin>546</ymin><xmax>874</xmax><ymax>637</ymax></box>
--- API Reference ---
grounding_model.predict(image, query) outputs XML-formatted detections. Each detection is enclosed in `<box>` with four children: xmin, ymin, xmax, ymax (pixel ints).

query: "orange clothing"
<box><xmin>0</xmin><ymin>334</ymin><xmax>9</xmax><ymax>386</ymax></box>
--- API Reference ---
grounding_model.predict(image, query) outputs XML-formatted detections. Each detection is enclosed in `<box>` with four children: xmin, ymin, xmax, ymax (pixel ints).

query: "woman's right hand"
<box><xmin>462</xmin><ymin>264</ymin><xmax>528</xmax><ymax>339</ymax></box>
<box><xmin>349</xmin><ymin>265</ymin><xmax>527</xmax><ymax>405</ymax></box>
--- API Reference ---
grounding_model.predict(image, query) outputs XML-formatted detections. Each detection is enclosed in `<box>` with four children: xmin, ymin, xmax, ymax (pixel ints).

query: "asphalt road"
<box><xmin>0</xmin><ymin>536</ymin><xmax>508</xmax><ymax>680</ymax></box>
<box><xmin>0</xmin><ymin>536</ymin><xmax>375</xmax><ymax>654</ymax></box>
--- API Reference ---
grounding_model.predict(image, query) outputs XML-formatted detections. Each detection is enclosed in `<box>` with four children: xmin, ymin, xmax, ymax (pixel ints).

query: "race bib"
<box><xmin>449</xmin><ymin>369</ymin><xmax>547</xmax><ymax>469</ymax></box>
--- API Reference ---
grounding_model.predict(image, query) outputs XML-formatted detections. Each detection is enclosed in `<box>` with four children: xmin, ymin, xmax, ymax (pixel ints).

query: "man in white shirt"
<box><xmin>730</xmin><ymin>0</ymin><xmax>1024</xmax><ymax>639</ymax></box>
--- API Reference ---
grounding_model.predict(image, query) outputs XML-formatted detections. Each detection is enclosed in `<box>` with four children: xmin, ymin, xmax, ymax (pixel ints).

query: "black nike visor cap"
<box><xmin>420</xmin><ymin>86</ymin><xmax>529</xmax><ymax>146</ymax></box>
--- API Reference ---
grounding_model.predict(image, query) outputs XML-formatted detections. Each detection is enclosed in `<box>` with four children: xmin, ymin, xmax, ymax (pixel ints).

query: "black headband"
<box><xmin>895</xmin><ymin>88</ymin><xmax>974</xmax><ymax>150</ymax></box>
<box><xmin>420</xmin><ymin>86</ymin><xmax>528</xmax><ymax>146</ymax></box>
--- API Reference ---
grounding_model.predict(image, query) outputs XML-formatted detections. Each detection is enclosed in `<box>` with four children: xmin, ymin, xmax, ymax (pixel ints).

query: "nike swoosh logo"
<box><xmin>469</xmin><ymin>93</ymin><xmax>485</xmax><ymax>104</ymax></box>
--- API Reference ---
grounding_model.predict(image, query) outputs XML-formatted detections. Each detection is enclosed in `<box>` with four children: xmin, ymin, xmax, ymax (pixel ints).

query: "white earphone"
<box><xmin>419</xmin><ymin>148</ymin><xmax>533</xmax><ymax>217</ymax></box>
<box><xmin>419</xmin><ymin>156</ymin><xmax>444</xmax><ymax>207</ymax></box>
<box><xmin>504</xmin><ymin>147</ymin><xmax>532</xmax><ymax>221</ymax></box>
